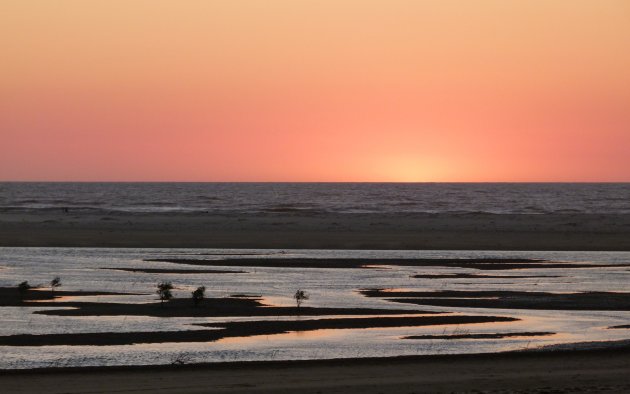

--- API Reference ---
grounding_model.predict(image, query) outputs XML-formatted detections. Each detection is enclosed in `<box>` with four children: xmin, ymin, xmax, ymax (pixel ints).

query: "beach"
<box><xmin>1</xmin><ymin>210</ymin><xmax>630</xmax><ymax>250</ymax></box>
<box><xmin>2</xmin><ymin>187</ymin><xmax>630</xmax><ymax>392</ymax></box>
<box><xmin>3</xmin><ymin>349</ymin><xmax>630</xmax><ymax>393</ymax></box>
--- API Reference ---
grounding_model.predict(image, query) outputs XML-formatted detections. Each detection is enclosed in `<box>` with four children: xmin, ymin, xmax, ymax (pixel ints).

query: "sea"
<box><xmin>1</xmin><ymin>182</ymin><xmax>630</xmax><ymax>215</ymax></box>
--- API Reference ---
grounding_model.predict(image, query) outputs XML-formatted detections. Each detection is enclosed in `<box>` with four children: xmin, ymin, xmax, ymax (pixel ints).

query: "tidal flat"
<box><xmin>0</xmin><ymin>248</ymin><xmax>629</xmax><ymax>370</ymax></box>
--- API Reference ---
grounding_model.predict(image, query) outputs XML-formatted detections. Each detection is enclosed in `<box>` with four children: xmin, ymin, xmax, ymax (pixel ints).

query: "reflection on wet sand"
<box><xmin>26</xmin><ymin>296</ymin><xmax>81</xmax><ymax>303</ymax></box>
<box><xmin>0</xmin><ymin>315</ymin><xmax>518</xmax><ymax>346</ymax></box>
<box><xmin>2</xmin><ymin>248</ymin><xmax>630</xmax><ymax>369</ymax></box>
<box><xmin>217</xmin><ymin>328</ymin><xmax>346</xmax><ymax>344</ymax></box>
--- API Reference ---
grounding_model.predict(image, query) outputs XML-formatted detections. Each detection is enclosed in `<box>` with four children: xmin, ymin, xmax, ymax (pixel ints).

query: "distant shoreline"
<box><xmin>1</xmin><ymin>211</ymin><xmax>629</xmax><ymax>250</ymax></box>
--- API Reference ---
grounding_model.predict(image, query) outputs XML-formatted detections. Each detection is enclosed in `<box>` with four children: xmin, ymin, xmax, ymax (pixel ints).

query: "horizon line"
<box><xmin>2</xmin><ymin>180</ymin><xmax>630</xmax><ymax>184</ymax></box>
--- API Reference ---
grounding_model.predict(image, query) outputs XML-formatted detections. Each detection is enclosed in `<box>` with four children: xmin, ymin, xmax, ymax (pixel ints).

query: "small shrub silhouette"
<box><xmin>50</xmin><ymin>277</ymin><xmax>61</xmax><ymax>298</ymax></box>
<box><xmin>157</xmin><ymin>281</ymin><xmax>173</xmax><ymax>306</ymax></box>
<box><xmin>192</xmin><ymin>286</ymin><xmax>206</xmax><ymax>307</ymax></box>
<box><xmin>294</xmin><ymin>289</ymin><xmax>309</xmax><ymax>309</ymax></box>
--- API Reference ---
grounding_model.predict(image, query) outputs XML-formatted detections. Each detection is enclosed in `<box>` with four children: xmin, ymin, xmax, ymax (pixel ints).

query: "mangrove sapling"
<box><xmin>50</xmin><ymin>277</ymin><xmax>61</xmax><ymax>298</ymax></box>
<box><xmin>192</xmin><ymin>286</ymin><xmax>206</xmax><ymax>307</ymax></box>
<box><xmin>294</xmin><ymin>289</ymin><xmax>309</xmax><ymax>310</ymax></box>
<box><xmin>157</xmin><ymin>281</ymin><xmax>174</xmax><ymax>307</ymax></box>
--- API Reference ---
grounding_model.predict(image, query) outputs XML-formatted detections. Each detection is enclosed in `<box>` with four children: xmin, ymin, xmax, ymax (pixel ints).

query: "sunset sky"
<box><xmin>2</xmin><ymin>0</ymin><xmax>629</xmax><ymax>182</ymax></box>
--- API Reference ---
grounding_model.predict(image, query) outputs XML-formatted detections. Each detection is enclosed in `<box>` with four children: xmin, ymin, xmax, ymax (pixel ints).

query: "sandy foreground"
<box><xmin>2</xmin><ymin>211</ymin><xmax>630</xmax><ymax>393</ymax></box>
<box><xmin>2</xmin><ymin>350</ymin><xmax>629</xmax><ymax>394</ymax></box>
<box><xmin>1</xmin><ymin>211</ymin><xmax>630</xmax><ymax>250</ymax></box>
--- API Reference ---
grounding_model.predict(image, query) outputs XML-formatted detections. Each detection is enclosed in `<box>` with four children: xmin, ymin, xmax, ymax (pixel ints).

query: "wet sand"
<box><xmin>27</xmin><ymin>296</ymin><xmax>435</xmax><ymax>318</ymax></box>
<box><xmin>101</xmin><ymin>267</ymin><xmax>247</xmax><ymax>274</ymax></box>
<box><xmin>411</xmin><ymin>273</ymin><xmax>562</xmax><ymax>278</ymax></box>
<box><xmin>361</xmin><ymin>289</ymin><xmax>630</xmax><ymax>311</ymax></box>
<box><xmin>150</xmin><ymin>257</ymin><xmax>624</xmax><ymax>270</ymax></box>
<box><xmin>0</xmin><ymin>287</ymin><xmax>146</xmax><ymax>306</ymax></box>
<box><xmin>0</xmin><ymin>285</ymin><xmax>516</xmax><ymax>347</ymax></box>
<box><xmin>0</xmin><ymin>315</ymin><xmax>516</xmax><ymax>346</ymax></box>
<box><xmin>403</xmin><ymin>332</ymin><xmax>553</xmax><ymax>340</ymax></box>
<box><xmin>3</xmin><ymin>349</ymin><xmax>630</xmax><ymax>393</ymax></box>
<box><xmin>2</xmin><ymin>212</ymin><xmax>630</xmax><ymax>390</ymax></box>
<box><xmin>1</xmin><ymin>210</ymin><xmax>630</xmax><ymax>250</ymax></box>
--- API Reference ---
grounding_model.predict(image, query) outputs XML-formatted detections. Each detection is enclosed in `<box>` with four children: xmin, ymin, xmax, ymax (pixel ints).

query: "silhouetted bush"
<box><xmin>192</xmin><ymin>286</ymin><xmax>206</xmax><ymax>307</ymax></box>
<box><xmin>50</xmin><ymin>277</ymin><xmax>61</xmax><ymax>297</ymax></box>
<box><xmin>294</xmin><ymin>289</ymin><xmax>309</xmax><ymax>309</ymax></box>
<box><xmin>157</xmin><ymin>281</ymin><xmax>173</xmax><ymax>306</ymax></box>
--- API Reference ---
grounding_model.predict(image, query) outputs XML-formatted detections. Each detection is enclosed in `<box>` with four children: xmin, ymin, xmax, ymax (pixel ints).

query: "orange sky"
<box><xmin>1</xmin><ymin>0</ymin><xmax>629</xmax><ymax>182</ymax></box>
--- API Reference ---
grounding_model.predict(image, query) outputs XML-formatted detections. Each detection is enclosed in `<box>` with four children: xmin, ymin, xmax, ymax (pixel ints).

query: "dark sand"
<box><xmin>1</xmin><ymin>210</ymin><xmax>630</xmax><ymax>250</ymax></box>
<box><xmin>29</xmin><ymin>297</ymin><xmax>437</xmax><ymax>318</ymax></box>
<box><xmin>0</xmin><ymin>315</ymin><xmax>516</xmax><ymax>346</ymax></box>
<box><xmin>361</xmin><ymin>289</ymin><xmax>630</xmax><ymax>311</ymax></box>
<box><xmin>101</xmin><ymin>267</ymin><xmax>247</xmax><ymax>274</ymax></box>
<box><xmin>229</xmin><ymin>294</ymin><xmax>262</xmax><ymax>298</ymax></box>
<box><xmin>148</xmin><ymin>257</ymin><xmax>625</xmax><ymax>270</ymax></box>
<box><xmin>3</xmin><ymin>349</ymin><xmax>630</xmax><ymax>393</ymax></box>
<box><xmin>403</xmin><ymin>332</ymin><xmax>553</xmax><ymax>340</ymax></box>
<box><xmin>0</xmin><ymin>287</ymin><xmax>146</xmax><ymax>306</ymax></box>
<box><xmin>411</xmin><ymin>273</ymin><xmax>562</xmax><ymax>279</ymax></box>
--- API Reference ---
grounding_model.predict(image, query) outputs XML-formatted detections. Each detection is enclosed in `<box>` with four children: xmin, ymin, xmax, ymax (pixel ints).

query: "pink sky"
<box><xmin>1</xmin><ymin>0</ymin><xmax>629</xmax><ymax>181</ymax></box>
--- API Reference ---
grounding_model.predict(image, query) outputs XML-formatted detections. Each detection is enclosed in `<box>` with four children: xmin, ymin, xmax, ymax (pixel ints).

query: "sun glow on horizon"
<box><xmin>367</xmin><ymin>155</ymin><xmax>450</xmax><ymax>183</ymax></box>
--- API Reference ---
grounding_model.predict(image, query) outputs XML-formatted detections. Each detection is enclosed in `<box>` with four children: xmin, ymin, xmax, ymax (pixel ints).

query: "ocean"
<box><xmin>1</xmin><ymin>182</ymin><xmax>629</xmax><ymax>215</ymax></box>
